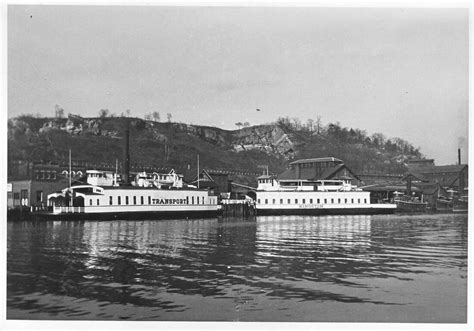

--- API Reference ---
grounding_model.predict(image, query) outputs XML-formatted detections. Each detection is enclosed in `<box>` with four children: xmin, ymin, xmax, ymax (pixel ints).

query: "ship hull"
<box><xmin>255</xmin><ymin>189</ymin><xmax>396</xmax><ymax>216</ymax></box>
<box><xmin>33</xmin><ymin>209</ymin><xmax>220</xmax><ymax>221</ymax></box>
<box><xmin>255</xmin><ymin>206</ymin><xmax>396</xmax><ymax>216</ymax></box>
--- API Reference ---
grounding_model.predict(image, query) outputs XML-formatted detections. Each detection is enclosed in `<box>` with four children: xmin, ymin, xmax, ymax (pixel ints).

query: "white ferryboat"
<box><xmin>255</xmin><ymin>175</ymin><xmax>396</xmax><ymax>216</ymax></box>
<box><xmin>45</xmin><ymin>169</ymin><xmax>219</xmax><ymax>220</ymax></box>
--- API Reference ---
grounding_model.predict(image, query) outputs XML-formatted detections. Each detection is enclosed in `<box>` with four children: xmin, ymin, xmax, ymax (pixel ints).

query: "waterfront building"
<box><xmin>8</xmin><ymin>161</ymin><xmax>76</xmax><ymax>208</ymax></box>
<box><xmin>278</xmin><ymin>157</ymin><xmax>361</xmax><ymax>186</ymax></box>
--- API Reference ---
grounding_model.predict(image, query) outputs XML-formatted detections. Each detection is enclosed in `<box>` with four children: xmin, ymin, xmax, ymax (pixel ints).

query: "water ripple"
<box><xmin>7</xmin><ymin>213</ymin><xmax>467</xmax><ymax>322</ymax></box>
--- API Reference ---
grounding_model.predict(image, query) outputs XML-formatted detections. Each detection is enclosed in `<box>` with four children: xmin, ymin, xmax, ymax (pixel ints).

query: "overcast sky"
<box><xmin>8</xmin><ymin>5</ymin><xmax>468</xmax><ymax>165</ymax></box>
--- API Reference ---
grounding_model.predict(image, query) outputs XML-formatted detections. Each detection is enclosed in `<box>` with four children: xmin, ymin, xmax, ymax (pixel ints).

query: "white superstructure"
<box><xmin>47</xmin><ymin>169</ymin><xmax>219</xmax><ymax>219</ymax></box>
<box><xmin>255</xmin><ymin>175</ymin><xmax>396</xmax><ymax>215</ymax></box>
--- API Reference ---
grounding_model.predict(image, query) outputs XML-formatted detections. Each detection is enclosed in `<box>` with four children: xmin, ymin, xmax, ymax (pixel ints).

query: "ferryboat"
<box><xmin>44</xmin><ymin>169</ymin><xmax>219</xmax><ymax>220</ymax></box>
<box><xmin>255</xmin><ymin>175</ymin><xmax>396</xmax><ymax>216</ymax></box>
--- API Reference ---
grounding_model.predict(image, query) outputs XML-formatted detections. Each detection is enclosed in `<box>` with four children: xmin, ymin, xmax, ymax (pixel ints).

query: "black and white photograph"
<box><xmin>3</xmin><ymin>2</ymin><xmax>471</xmax><ymax>330</ymax></box>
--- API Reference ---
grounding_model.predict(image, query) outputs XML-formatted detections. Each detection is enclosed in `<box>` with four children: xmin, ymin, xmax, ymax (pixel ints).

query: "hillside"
<box><xmin>8</xmin><ymin>114</ymin><xmax>423</xmax><ymax>180</ymax></box>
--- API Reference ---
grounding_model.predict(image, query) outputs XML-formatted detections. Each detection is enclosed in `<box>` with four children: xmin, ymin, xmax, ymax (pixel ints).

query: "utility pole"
<box><xmin>69</xmin><ymin>148</ymin><xmax>72</xmax><ymax>208</ymax></box>
<box><xmin>197</xmin><ymin>154</ymin><xmax>200</xmax><ymax>189</ymax></box>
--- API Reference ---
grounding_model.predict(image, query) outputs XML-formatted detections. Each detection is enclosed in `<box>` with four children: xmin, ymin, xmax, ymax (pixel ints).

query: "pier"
<box><xmin>220</xmin><ymin>199</ymin><xmax>256</xmax><ymax>218</ymax></box>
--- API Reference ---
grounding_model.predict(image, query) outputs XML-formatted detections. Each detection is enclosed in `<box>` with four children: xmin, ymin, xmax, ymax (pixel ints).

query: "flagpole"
<box><xmin>197</xmin><ymin>154</ymin><xmax>200</xmax><ymax>189</ymax></box>
<box><xmin>69</xmin><ymin>148</ymin><xmax>72</xmax><ymax>207</ymax></box>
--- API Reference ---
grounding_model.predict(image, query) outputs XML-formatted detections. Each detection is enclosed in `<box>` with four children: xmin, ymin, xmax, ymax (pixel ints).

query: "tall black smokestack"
<box><xmin>123</xmin><ymin>126</ymin><xmax>130</xmax><ymax>184</ymax></box>
<box><xmin>458</xmin><ymin>148</ymin><xmax>461</xmax><ymax>165</ymax></box>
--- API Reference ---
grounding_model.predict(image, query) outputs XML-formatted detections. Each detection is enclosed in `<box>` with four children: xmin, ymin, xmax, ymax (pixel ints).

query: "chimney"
<box><xmin>123</xmin><ymin>126</ymin><xmax>130</xmax><ymax>184</ymax></box>
<box><xmin>458</xmin><ymin>148</ymin><xmax>461</xmax><ymax>165</ymax></box>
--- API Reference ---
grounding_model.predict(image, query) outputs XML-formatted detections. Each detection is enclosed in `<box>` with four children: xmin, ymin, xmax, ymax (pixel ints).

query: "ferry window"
<box><xmin>324</xmin><ymin>199</ymin><xmax>327</xmax><ymax>204</ymax></box>
<box><xmin>295</xmin><ymin>199</ymin><xmax>298</xmax><ymax>204</ymax></box>
<box><xmin>109</xmin><ymin>196</ymin><xmax>113</xmax><ymax>205</ymax></box>
<box><xmin>280</xmin><ymin>199</ymin><xmax>283</xmax><ymax>204</ymax></box>
<box><xmin>126</xmin><ymin>196</ymin><xmax>129</xmax><ymax>205</ymax></box>
<box><xmin>89</xmin><ymin>199</ymin><xmax>92</xmax><ymax>206</ymax></box>
<box><xmin>97</xmin><ymin>199</ymin><xmax>100</xmax><ymax>206</ymax></box>
<box><xmin>288</xmin><ymin>199</ymin><xmax>291</xmax><ymax>204</ymax></box>
<box><xmin>345</xmin><ymin>198</ymin><xmax>347</xmax><ymax>203</ymax></box>
<box><xmin>272</xmin><ymin>199</ymin><xmax>275</xmax><ymax>204</ymax></box>
<box><xmin>310</xmin><ymin>199</ymin><xmax>313</xmax><ymax>203</ymax></box>
<box><xmin>186</xmin><ymin>197</ymin><xmax>189</xmax><ymax>204</ymax></box>
<box><xmin>133</xmin><ymin>196</ymin><xmax>137</xmax><ymax>205</ymax></box>
<box><xmin>258</xmin><ymin>199</ymin><xmax>261</xmax><ymax>204</ymax></box>
<box><xmin>351</xmin><ymin>198</ymin><xmax>354</xmax><ymax>203</ymax></box>
<box><xmin>302</xmin><ymin>199</ymin><xmax>306</xmax><ymax>204</ymax></box>
<box><xmin>358</xmin><ymin>199</ymin><xmax>361</xmax><ymax>203</ymax></box>
<box><xmin>148</xmin><ymin>196</ymin><xmax>151</xmax><ymax>204</ymax></box>
<box><xmin>192</xmin><ymin>197</ymin><xmax>194</xmax><ymax>204</ymax></box>
<box><xmin>141</xmin><ymin>196</ymin><xmax>144</xmax><ymax>205</ymax></box>
<box><xmin>338</xmin><ymin>198</ymin><xmax>341</xmax><ymax>204</ymax></box>
<box><xmin>364</xmin><ymin>198</ymin><xmax>367</xmax><ymax>204</ymax></box>
<box><xmin>118</xmin><ymin>196</ymin><xmax>121</xmax><ymax>205</ymax></box>
<box><xmin>265</xmin><ymin>199</ymin><xmax>268</xmax><ymax>204</ymax></box>
<box><xmin>331</xmin><ymin>198</ymin><xmax>334</xmax><ymax>204</ymax></box>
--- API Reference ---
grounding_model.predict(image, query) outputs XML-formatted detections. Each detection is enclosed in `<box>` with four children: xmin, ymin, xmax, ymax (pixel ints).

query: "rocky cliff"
<box><xmin>8</xmin><ymin>114</ymin><xmax>423</xmax><ymax>176</ymax></box>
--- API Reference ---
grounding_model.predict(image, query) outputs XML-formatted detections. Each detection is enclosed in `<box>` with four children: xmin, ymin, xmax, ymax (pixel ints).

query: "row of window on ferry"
<box><xmin>87</xmin><ymin>195</ymin><xmax>207</xmax><ymax>206</ymax></box>
<box><xmin>258</xmin><ymin>197</ymin><xmax>368</xmax><ymax>205</ymax></box>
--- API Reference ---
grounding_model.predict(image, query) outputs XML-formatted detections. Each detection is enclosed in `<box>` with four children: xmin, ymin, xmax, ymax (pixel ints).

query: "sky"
<box><xmin>7</xmin><ymin>5</ymin><xmax>469</xmax><ymax>165</ymax></box>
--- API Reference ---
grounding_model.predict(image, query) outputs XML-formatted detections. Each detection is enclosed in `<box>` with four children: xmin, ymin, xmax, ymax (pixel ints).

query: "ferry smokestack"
<box><xmin>458</xmin><ymin>148</ymin><xmax>461</xmax><ymax>165</ymax></box>
<box><xmin>123</xmin><ymin>127</ymin><xmax>130</xmax><ymax>184</ymax></box>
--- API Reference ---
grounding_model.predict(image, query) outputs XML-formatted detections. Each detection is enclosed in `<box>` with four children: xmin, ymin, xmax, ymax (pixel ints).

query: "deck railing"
<box><xmin>53</xmin><ymin>206</ymin><xmax>85</xmax><ymax>214</ymax></box>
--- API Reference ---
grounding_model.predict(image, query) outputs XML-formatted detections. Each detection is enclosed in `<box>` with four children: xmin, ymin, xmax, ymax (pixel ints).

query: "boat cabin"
<box><xmin>133</xmin><ymin>169</ymin><xmax>183</xmax><ymax>188</ymax></box>
<box><xmin>86</xmin><ymin>170</ymin><xmax>118</xmax><ymax>186</ymax></box>
<box><xmin>257</xmin><ymin>175</ymin><xmax>278</xmax><ymax>191</ymax></box>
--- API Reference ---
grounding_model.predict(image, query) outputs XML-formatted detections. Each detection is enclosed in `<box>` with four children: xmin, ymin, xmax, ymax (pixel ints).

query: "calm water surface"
<box><xmin>7</xmin><ymin>214</ymin><xmax>467</xmax><ymax>322</ymax></box>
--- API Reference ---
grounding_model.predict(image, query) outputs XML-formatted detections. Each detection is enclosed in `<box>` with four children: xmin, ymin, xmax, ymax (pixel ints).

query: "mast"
<box><xmin>197</xmin><ymin>154</ymin><xmax>200</xmax><ymax>189</ymax></box>
<box><xmin>115</xmin><ymin>158</ymin><xmax>118</xmax><ymax>185</ymax></box>
<box><xmin>69</xmin><ymin>148</ymin><xmax>72</xmax><ymax>207</ymax></box>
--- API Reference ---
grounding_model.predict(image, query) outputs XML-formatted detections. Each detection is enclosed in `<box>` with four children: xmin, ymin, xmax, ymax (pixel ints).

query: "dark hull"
<box><xmin>256</xmin><ymin>207</ymin><xmax>396</xmax><ymax>216</ymax></box>
<box><xmin>395</xmin><ymin>201</ymin><xmax>428</xmax><ymax>212</ymax></box>
<box><xmin>28</xmin><ymin>210</ymin><xmax>220</xmax><ymax>221</ymax></box>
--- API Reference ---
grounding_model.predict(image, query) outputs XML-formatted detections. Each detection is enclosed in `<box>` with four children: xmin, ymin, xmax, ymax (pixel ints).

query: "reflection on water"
<box><xmin>7</xmin><ymin>214</ymin><xmax>467</xmax><ymax>322</ymax></box>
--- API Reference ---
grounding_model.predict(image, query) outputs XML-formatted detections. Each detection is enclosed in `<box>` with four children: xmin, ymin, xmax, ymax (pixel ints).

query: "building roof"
<box><xmin>289</xmin><ymin>157</ymin><xmax>343</xmax><ymax>165</ymax></box>
<box><xmin>278</xmin><ymin>168</ymin><xmax>298</xmax><ymax>180</ymax></box>
<box><xmin>407</xmin><ymin>159</ymin><xmax>435</xmax><ymax>163</ymax></box>
<box><xmin>403</xmin><ymin>165</ymin><xmax>467</xmax><ymax>188</ymax></box>
<box><xmin>365</xmin><ymin>185</ymin><xmax>422</xmax><ymax>192</ymax></box>
<box><xmin>401</xmin><ymin>172</ymin><xmax>427</xmax><ymax>182</ymax></box>
<box><xmin>278</xmin><ymin>163</ymin><xmax>360</xmax><ymax>181</ymax></box>
<box><xmin>417</xmin><ymin>164</ymin><xmax>467</xmax><ymax>175</ymax></box>
<box><xmin>257</xmin><ymin>174</ymin><xmax>274</xmax><ymax>180</ymax></box>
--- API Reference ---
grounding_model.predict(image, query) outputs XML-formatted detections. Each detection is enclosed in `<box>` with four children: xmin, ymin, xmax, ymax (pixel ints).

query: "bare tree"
<box><xmin>316</xmin><ymin>116</ymin><xmax>322</xmax><ymax>134</ymax></box>
<box><xmin>55</xmin><ymin>104</ymin><xmax>64</xmax><ymax>118</ymax></box>
<box><xmin>292</xmin><ymin>118</ymin><xmax>301</xmax><ymax>130</ymax></box>
<box><xmin>99</xmin><ymin>109</ymin><xmax>109</xmax><ymax>118</ymax></box>
<box><xmin>167</xmin><ymin>113</ymin><xmax>172</xmax><ymax>122</ymax></box>
<box><xmin>243</xmin><ymin>122</ymin><xmax>250</xmax><ymax>127</ymax></box>
<box><xmin>125</xmin><ymin>109</ymin><xmax>131</xmax><ymax>117</ymax></box>
<box><xmin>153</xmin><ymin>111</ymin><xmax>160</xmax><ymax>122</ymax></box>
<box><xmin>235</xmin><ymin>122</ymin><xmax>243</xmax><ymax>129</ymax></box>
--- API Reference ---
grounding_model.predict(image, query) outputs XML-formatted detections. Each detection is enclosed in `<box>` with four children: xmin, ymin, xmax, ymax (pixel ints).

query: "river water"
<box><xmin>7</xmin><ymin>213</ymin><xmax>467</xmax><ymax>322</ymax></box>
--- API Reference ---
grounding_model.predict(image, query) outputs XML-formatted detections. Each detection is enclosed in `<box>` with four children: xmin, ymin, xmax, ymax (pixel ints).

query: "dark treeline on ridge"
<box><xmin>8</xmin><ymin>113</ymin><xmax>423</xmax><ymax>179</ymax></box>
